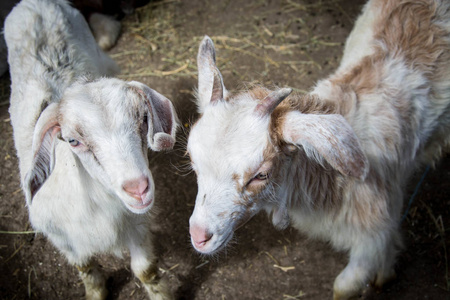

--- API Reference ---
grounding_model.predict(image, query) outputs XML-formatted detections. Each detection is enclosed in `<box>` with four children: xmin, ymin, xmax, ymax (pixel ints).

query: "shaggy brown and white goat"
<box><xmin>187</xmin><ymin>0</ymin><xmax>450</xmax><ymax>299</ymax></box>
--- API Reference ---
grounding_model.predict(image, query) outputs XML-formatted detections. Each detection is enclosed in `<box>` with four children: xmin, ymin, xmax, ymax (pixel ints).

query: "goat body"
<box><xmin>6</xmin><ymin>0</ymin><xmax>176</xmax><ymax>299</ymax></box>
<box><xmin>187</xmin><ymin>0</ymin><xmax>450</xmax><ymax>299</ymax></box>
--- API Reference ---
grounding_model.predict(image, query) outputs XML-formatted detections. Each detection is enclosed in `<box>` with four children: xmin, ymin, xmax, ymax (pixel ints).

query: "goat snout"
<box><xmin>189</xmin><ymin>225</ymin><xmax>213</xmax><ymax>249</ymax></box>
<box><xmin>122</xmin><ymin>176</ymin><xmax>149</xmax><ymax>202</ymax></box>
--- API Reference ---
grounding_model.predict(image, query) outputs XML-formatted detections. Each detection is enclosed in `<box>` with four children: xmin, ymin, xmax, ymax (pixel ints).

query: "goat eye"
<box><xmin>255</xmin><ymin>172</ymin><xmax>269</xmax><ymax>181</ymax></box>
<box><xmin>68</xmin><ymin>138</ymin><xmax>80</xmax><ymax>147</ymax></box>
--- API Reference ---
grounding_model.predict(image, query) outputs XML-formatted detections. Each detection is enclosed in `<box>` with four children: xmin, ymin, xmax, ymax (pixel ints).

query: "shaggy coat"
<box><xmin>6</xmin><ymin>0</ymin><xmax>176</xmax><ymax>299</ymax></box>
<box><xmin>187</xmin><ymin>0</ymin><xmax>450</xmax><ymax>299</ymax></box>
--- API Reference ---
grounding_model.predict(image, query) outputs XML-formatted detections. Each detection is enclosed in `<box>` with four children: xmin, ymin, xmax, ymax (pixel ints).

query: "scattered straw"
<box><xmin>283</xmin><ymin>291</ymin><xmax>306</xmax><ymax>299</ymax></box>
<box><xmin>112</xmin><ymin>0</ymin><xmax>345</xmax><ymax>85</ymax></box>
<box><xmin>147</xmin><ymin>0</ymin><xmax>181</xmax><ymax>7</ymax></box>
<box><xmin>262</xmin><ymin>251</ymin><xmax>280</xmax><ymax>265</ymax></box>
<box><xmin>273</xmin><ymin>264</ymin><xmax>295</xmax><ymax>272</ymax></box>
<box><xmin>130</xmin><ymin>289</ymin><xmax>137</xmax><ymax>297</ymax></box>
<box><xmin>332</xmin><ymin>1</ymin><xmax>353</xmax><ymax>24</ymax></box>
<box><xmin>195</xmin><ymin>260</ymin><xmax>209</xmax><ymax>269</ymax></box>
<box><xmin>160</xmin><ymin>263</ymin><xmax>179</xmax><ymax>274</ymax></box>
<box><xmin>28</xmin><ymin>266</ymin><xmax>37</xmax><ymax>298</ymax></box>
<box><xmin>12</xmin><ymin>188</ymin><xmax>22</xmax><ymax>195</ymax></box>
<box><xmin>161</xmin><ymin>63</ymin><xmax>189</xmax><ymax>76</ymax></box>
<box><xmin>109</xmin><ymin>50</ymin><xmax>144</xmax><ymax>58</ymax></box>
<box><xmin>217</xmin><ymin>44</ymin><xmax>280</xmax><ymax>67</ymax></box>
<box><xmin>5</xmin><ymin>241</ymin><xmax>26</xmax><ymax>263</ymax></box>
<box><xmin>420</xmin><ymin>200</ymin><xmax>449</xmax><ymax>291</ymax></box>
<box><xmin>0</xmin><ymin>230</ymin><xmax>37</xmax><ymax>234</ymax></box>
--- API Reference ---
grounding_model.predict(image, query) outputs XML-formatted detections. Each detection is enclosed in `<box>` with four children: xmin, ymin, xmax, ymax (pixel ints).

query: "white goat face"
<box><xmin>188</xmin><ymin>96</ymin><xmax>277</xmax><ymax>254</ymax></box>
<box><xmin>188</xmin><ymin>37</ymin><xmax>293</xmax><ymax>254</ymax></box>
<box><xmin>188</xmin><ymin>36</ymin><xmax>368</xmax><ymax>255</ymax></box>
<box><xmin>24</xmin><ymin>78</ymin><xmax>177</xmax><ymax>214</ymax></box>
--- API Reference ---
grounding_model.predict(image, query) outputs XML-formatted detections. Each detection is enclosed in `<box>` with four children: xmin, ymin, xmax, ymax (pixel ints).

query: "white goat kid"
<box><xmin>188</xmin><ymin>0</ymin><xmax>450</xmax><ymax>299</ymax></box>
<box><xmin>6</xmin><ymin>0</ymin><xmax>176</xmax><ymax>299</ymax></box>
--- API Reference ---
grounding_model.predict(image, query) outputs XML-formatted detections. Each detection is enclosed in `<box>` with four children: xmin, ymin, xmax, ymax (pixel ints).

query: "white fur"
<box><xmin>336</xmin><ymin>0</ymin><xmax>377</xmax><ymax>72</ymax></box>
<box><xmin>188</xmin><ymin>1</ymin><xmax>450</xmax><ymax>299</ymax></box>
<box><xmin>5</xmin><ymin>0</ymin><xmax>176</xmax><ymax>299</ymax></box>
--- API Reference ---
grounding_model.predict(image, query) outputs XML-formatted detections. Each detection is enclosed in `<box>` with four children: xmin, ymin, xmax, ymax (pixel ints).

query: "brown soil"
<box><xmin>1</xmin><ymin>0</ymin><xmax>449</xmax><ymax>299</ymax></box>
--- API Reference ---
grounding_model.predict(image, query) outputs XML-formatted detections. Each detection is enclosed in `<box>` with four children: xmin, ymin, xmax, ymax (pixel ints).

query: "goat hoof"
<box><xmin>333</xmin><ymin>288</ymin><xmax>363</xmax><ymax>300</ymax></box>
<box><xmin>374</xmin><ymin>268</ymin><xmax>397</xmax><ymax>289</ymax></box>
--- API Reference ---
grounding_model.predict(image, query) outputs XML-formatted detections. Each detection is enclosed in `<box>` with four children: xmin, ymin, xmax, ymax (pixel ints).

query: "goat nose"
<box><xmin>122</xmin><ymin>177</ymin><xmax>149</xmax><ymax>201</ymax></box>
<box><xmin>189</xmin><ymin>225</ymin><xmax>213</xmax><ymax>248</ymax></box>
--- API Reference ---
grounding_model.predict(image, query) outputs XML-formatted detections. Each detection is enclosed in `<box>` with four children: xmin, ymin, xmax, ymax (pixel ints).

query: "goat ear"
<box><xmin>128</xmin><ymin>81</ymin><xmax>178</xmax><ymax>151</ymax></box>
<box><xmin>24</xmin><ymin>103</ymin><xmax>61</xmax><ymax>204</ymax></box>
<box><xmin>197</xmin><ymin>35</ymin><xmax>227</xmax><ymax>113</ymax></box>
<box><xmin>280</xmin><ymin>111</ymin><xmax>369</xmax><ymax>180</ymax></box>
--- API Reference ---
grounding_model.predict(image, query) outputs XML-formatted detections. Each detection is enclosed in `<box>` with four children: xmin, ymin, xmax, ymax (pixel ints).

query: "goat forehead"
<box><xmin>189</xmin><ymin>100</ymin><xmax>270</xmax><ymax>176</ymax></box>
<box><xmin>61</xmin><ymin>102</ymin><xmax>138</xmax><ymax>136</ymax></box>
<box><xmin>60</xmin><ymin>83</ymin><xmax>142</xmax><ymax>132</ymax></box>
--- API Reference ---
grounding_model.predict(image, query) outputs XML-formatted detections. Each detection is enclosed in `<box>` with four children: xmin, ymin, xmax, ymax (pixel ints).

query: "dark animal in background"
<box><xmin>0</xmin><ymin>0</ymin><xmax>151</xmax><ymax>77</ymax></box>
<box><xmin>72</xmin><ymin>0</ymin><xmax>151</xmax><ymax>20</ymax></box>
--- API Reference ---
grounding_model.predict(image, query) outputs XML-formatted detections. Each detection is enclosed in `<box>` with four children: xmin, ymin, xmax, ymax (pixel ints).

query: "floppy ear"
<box><xmin>280</xmin><ymin>111</ymin><xmax>369</xmax><ymax>180</ymax></box>
<box><xmin>24</xmin><ymin>103</ymin><xmax>61</xmax><ymax>204</ymax></box>
<box><xmin>196</xmin><ymin>35</ymin><xmax>227</xmax><ymax>113</ymax></box>
<box><xmin>128</xmin><ymin>81</ymin><xmax>178</xmax><ymax>151</ymax></box>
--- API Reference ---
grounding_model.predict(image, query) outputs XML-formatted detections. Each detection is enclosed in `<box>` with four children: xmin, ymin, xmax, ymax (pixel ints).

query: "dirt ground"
<box><xmin>1</xmin><ymin>0</ymin><xmax>449</xmax><ymax>299</ymax></box>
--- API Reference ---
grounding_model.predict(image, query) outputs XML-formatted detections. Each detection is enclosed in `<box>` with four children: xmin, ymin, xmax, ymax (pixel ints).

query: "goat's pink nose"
<box><xmin>123</xmin><ymin>177</ymin><xmax>149</xmax><ymax>201</ymax></box>
<box><xmin>189</xmin><ymin>225</ymin><xmax>213</xmax><ymax>248</ymax></box>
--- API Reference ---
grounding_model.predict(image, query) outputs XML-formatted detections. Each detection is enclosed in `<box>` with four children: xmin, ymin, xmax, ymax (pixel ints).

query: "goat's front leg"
<box><xmin>76</xmin><ymin>261</ymin><xmax>108</xmax><ymax>300</ymax></box>
<box><xmin>129</xmin><ymin>232</ymin><xmax>173</xmax><ymax>300</ymax></box>
<box><xmin>333</xmin><ymin>231</ymin><xmax>400</xmax><ymax>300</ymax></box>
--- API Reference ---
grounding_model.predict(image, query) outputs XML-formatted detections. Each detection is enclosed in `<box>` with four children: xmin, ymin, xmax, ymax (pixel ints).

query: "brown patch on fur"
<box><xmin>330</xmin><ymin>54</ymin><xmax>383</xmax><ymax>95</ymax></box>
<box><xmin>376</xmin><ymin>0</ymin><xmax>447</xmax><ymax>77</ymax></box>
<box><xmin>232</xmin><ymin>173</ymin><xmax>242</xmax><ymax>191</ymax></box>
<box><xmin>332</xmin><ymin>0</ymin><xmax>449</xmax><ymax>95</ymax></box>
<box><xmin>283</xmin><ymin>150</ymin><xmax>344</xmax><ymax>211</ymax></box>
<box><xmin>240</xmin><ymin>146</ymin><xmax>276</xmax><ymax>195</ymax></box>
<box><xmin>247</xmin><ymin>91</ymin><xmax>347</xmax><ymax>209</ymax></box>
<box><xmin>248</xmin><ymin>86</ymin><xmax>271</xmax><ymax>101</ymax></box>
<box><xmin>269</xmin><ymin>94</ymin><xmax>337</xmax><ymax>151</ymax></box>
<box><xmin>242</xmin><ymin>171</ymin><xmax>265</xmax><ymax>195</ymax></box>
<box><xmin>267</xmin><ymin>1</ymin><xmax>450</xmax><ymax>163</ymax></box>
<box><xmin>262</xmin><ymin>142</ymin><xmax>277</xmax><ymax>162</ymax></box>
